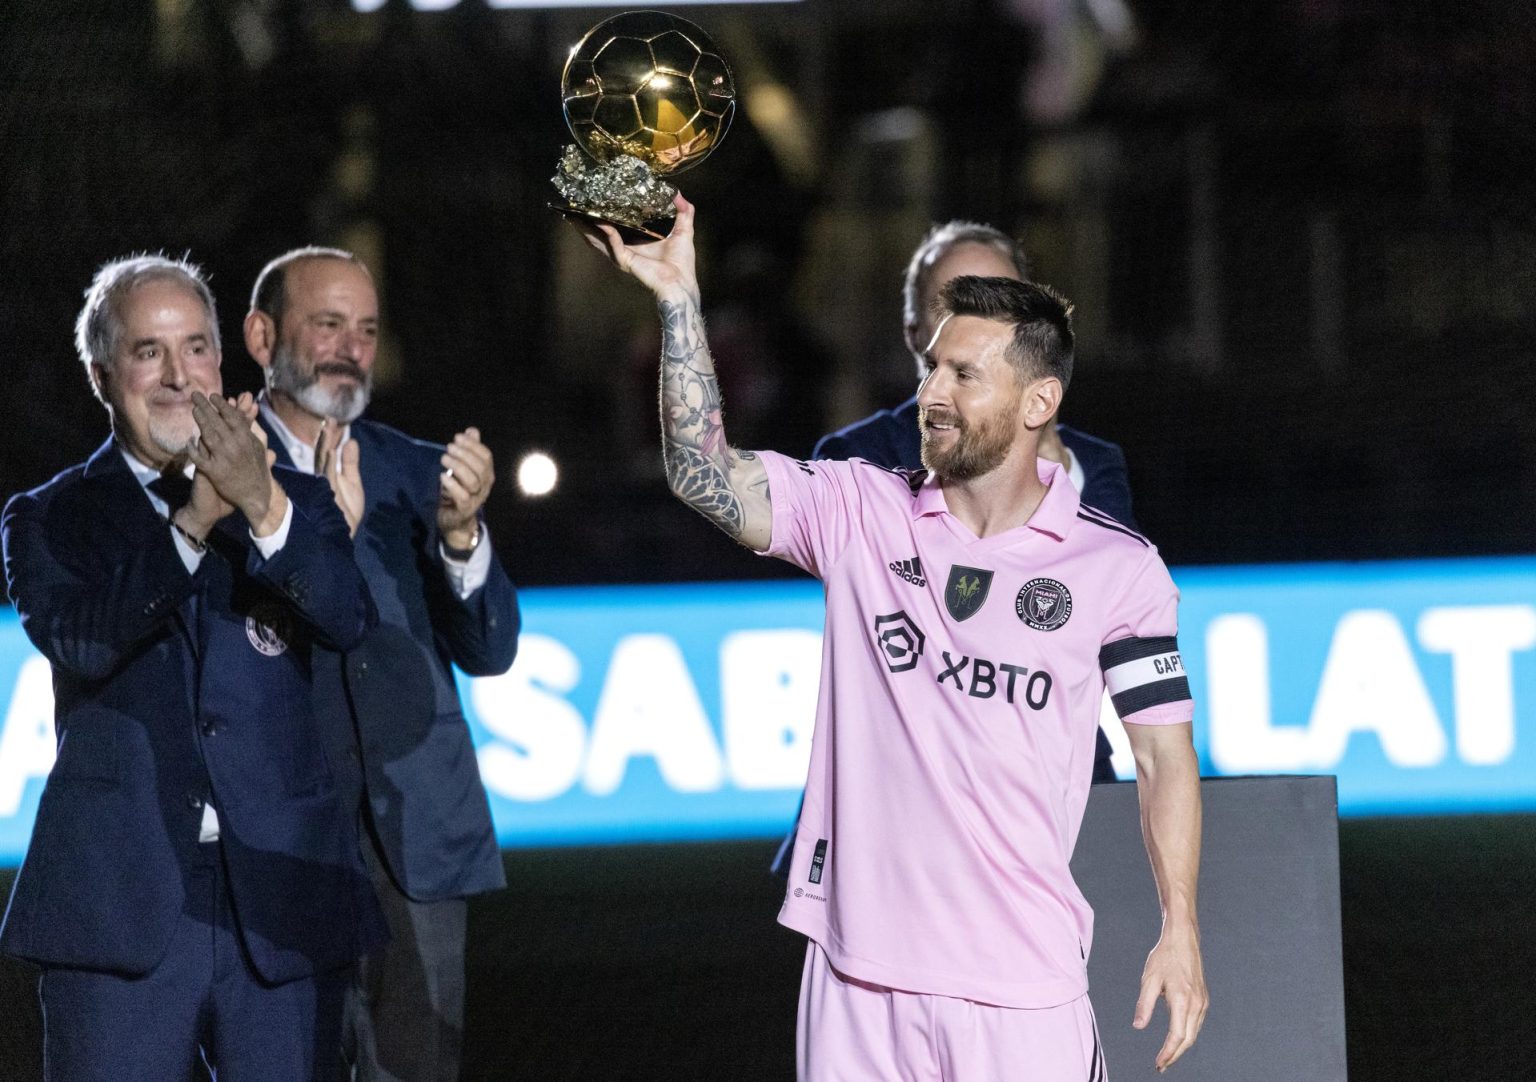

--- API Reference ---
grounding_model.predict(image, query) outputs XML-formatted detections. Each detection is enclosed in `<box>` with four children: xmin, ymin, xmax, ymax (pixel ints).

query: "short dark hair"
<box><xmin>935</xmin><ymin>276</ymin><xmax>1074</xmax><ymax>391</ymax></box>
<box><xmin>902</xmin><ymin>221</ymin><xmax>1029</xmax><ymax>335</ymax></box>
<box><xmin>249</xmin><ymin>246</ymin><xmax>368</xmax><ymax>328</ymax></box>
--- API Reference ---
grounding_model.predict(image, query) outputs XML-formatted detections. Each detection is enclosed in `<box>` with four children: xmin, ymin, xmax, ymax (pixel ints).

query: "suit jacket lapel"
<box><xmin>85</xmin><ymin>437</ymin><xmax>205</xmax><ymax>660</ymax></box>
<box><xmin>257</xmin><ymin>410</ymin><xmax>296</xmax><ymax>471</ymax></box>
<box><xmin>352</xmin><ymin>420</ymin><xmax>380</xmax><ymax>539</ymax></box>
<box><xmin>260</xmin><ymin>405</ymin><xmax>372</xmax><ymax>528</ymax></box>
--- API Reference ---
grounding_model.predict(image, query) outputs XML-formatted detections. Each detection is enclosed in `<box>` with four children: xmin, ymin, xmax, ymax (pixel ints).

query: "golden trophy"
<box><xmin>551</xmin><ymin>10</ymin><xmax>736</xmax><ymax>241</ymax></box>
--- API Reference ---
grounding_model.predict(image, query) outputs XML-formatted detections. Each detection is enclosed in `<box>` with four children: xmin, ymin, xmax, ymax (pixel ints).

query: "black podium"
<box><xmin>1070</xmin><ymin>776</ymin><xmax>1348</xmax><ymax>1080</ymax></box>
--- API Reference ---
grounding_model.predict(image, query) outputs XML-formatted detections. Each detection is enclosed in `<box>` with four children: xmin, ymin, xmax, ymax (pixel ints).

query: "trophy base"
<box><xmin>549</xmin><ymin>202</ymin><xmax>674</xmax><ymax>244</ymax></box>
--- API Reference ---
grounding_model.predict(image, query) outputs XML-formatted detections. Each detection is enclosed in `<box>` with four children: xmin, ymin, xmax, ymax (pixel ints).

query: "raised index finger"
<box><xmin>210</xmin><ymin>393</ymin><xmax>245</xmax><ymax>424</ymax></box>
<box><xmin>190</xmin><ymin>392</ymin><xmax>224</xmax><ymax>435</ymax></box>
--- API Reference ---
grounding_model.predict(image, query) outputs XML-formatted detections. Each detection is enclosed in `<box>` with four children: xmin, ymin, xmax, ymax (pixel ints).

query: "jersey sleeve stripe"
<box><xmin>1099</xmin><ymin>635</ymin><xmax>1179</xmax><ymax>670</ymax></box>
<box><xmin>1110</xmin><ymin>678</ymin><xmax>1193</xmax><ymax>718</ymax></box>
<box><xmin>1078</xmin><ymin>502</ymin><xmax>1145</xmax><ymax>539</ymax></box>
<box><xmin>1074</xmin><ymin>510</ymin><xmax>1149</xmax><ymax>546</ymax></box>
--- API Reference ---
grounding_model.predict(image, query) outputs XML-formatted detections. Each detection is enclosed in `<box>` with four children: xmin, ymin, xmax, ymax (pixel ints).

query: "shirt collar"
<box><xmin>118</xmin><ymin>443</ymin><xmax>192</xmax><ymax>490</ymax></box>
<box><xmin>911</xmin><ymin>458</ymin><xmax>1080</xmax><ymax>542</ymax></box>
<box><xmin>258</xmin><ymin>393</ymin><xmax>347</xmax><ymax>476</ymax></box>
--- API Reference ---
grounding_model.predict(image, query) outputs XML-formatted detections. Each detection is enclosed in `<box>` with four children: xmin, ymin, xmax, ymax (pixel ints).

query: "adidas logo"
<box><xmin>887</xmin><ymin>556</ymin><xmax>927</xmax><ymax>587</ymax></box>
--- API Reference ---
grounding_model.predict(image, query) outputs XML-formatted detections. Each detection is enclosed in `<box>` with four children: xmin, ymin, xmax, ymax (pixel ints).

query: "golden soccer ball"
<box><xmin>561</xmin><ymin>11</ymin><xmax>736</xmax><ymax>176</ymax></box>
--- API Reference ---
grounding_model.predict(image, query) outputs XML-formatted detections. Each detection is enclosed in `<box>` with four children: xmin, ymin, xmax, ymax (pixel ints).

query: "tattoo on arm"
<box><xmin>658</xmin><ymin>291</ymin><xmax>757</xmax><ymax>537</ymax></box>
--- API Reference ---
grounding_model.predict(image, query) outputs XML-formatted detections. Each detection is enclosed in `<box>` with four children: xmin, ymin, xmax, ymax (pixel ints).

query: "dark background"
<box><xmin>4</xmin><ymin>0</ymin><xmax>1534</xmax><ymax>582</ymax></box>
<box><xmin>2</xmin><ymin>1</ymin><xmax>1534</xmax><ymax>1078</ymax></box>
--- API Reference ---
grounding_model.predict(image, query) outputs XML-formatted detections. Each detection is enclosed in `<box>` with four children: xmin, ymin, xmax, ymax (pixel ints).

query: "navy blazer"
<box><xmin>263</xmin><ymin>415</ymin><xmax>518</xmax><ymax>903</ymax></box>
<box><xmin>0</xmin><ymin>438</ymin><xmax>384</xmax><ymax>983</ymax></box>
<box><xmin>812</xmin><ymin>395</ymin><xmax>1138</xmax><ymax>530</ymax></box>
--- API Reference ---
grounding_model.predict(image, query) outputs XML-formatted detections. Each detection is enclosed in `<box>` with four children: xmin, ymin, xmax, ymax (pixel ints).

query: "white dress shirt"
<box><xmin>257</xmin><ymin>397</ymin><xmax>491</xmax><ymax>599</ymax></box>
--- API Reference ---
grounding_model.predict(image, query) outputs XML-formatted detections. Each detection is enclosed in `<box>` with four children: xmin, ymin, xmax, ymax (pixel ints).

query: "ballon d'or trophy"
<box><xmin>551</xmin><ymin>10</ymin><xmax>736</xmax><ymax>241</ymax></box>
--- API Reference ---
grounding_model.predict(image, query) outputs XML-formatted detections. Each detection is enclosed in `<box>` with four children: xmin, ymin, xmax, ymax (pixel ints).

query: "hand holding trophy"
<box><xmin>551</xmin><ymin>11</ymin><xmax>736</xmax><ymax>241</ymax></box>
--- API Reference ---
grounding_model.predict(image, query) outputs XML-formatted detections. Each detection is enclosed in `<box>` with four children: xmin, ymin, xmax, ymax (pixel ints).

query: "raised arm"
<box><xmin>1124</xmin><ymin>720</ymin><xmax>1208</xmax><ymax>1072</ymax></box>
<box><xmin>582</xmin><ymin>197</ymin><xmax>772</xmax><ymax>551</ymax></box>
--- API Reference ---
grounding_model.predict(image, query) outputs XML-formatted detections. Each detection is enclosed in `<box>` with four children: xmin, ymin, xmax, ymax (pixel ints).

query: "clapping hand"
<box><xmin>187</xmin><ymin>392</ymin><xmax>287</xmax><ymax>538</ymax></box>
<box><xmin>438</xmin><ymin>427</ymin><xmax>494</xmax><ymax>552</ymax></box>
<box><xmin>315</xmin><ymin>419</ymin><xmax>364</xmax><ymax>537</ymax></box>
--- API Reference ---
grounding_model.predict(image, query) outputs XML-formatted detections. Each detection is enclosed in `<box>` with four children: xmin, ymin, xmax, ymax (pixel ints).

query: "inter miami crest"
<box><xmin>1015</xmin><ymin>578</ymin><xmax>1073</xmax><ymax>632</ymax></box>
<box><xmin>944</xmin><ymin>565</ymin><xmax>993</xmax><ymax>622</ymax></box>
<box><xmin>245</xmin><ymin>601</ymin><xmax>293</xmax><ymax>657</ymax></box>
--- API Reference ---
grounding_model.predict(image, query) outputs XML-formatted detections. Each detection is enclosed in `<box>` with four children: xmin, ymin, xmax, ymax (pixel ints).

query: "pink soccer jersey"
<box><xmin>760</xmin><ymin>451</ymin><xmax>1193</xmax><ymax>1010</ymax></box>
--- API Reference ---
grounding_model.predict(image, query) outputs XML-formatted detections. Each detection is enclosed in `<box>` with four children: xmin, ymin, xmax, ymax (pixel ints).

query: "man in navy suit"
<box><xmin>0</xmin><ymin>255</ymin><xmax>382</xmax><ymax>1080</ymax></box>
<box><xmin>244</xmin><ymin>247</ymin><xmax>518</xmax><ymax>1082</ymax></box>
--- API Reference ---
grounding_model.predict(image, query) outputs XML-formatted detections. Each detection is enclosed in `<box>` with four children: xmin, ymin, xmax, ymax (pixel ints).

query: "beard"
<box><xmin>147</xmin><ymin>409</ymin><xmax>199</xmax><ymax>458</ymax></box>
<box><xmin>268</xmin><ymin>342</ymin><xmax>371</xmax><ymax>424</ymax></box>
<box><xmin>919</xmin><ymin>397</ymin><xmax>1020</xmax><ymax>482</ymax></box>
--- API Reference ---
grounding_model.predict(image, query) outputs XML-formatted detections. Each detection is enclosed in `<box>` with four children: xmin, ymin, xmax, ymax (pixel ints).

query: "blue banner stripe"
<box><xmin>0</xmin><ymin>555</ymin><xmax>1534</xmax><ymax>863</ymax></box>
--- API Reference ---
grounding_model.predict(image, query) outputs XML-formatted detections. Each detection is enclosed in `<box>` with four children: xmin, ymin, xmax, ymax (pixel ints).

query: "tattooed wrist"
<box><xmin>655</xmin><ymin>285</ymin><xmax>699</xmax><ymax>310</ymax></box>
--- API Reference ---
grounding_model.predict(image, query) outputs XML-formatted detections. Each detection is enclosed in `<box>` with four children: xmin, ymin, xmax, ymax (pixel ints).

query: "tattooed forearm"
<box><xmin>666</xmin><ymin>445</ymin><xmax>743</xmax><ymax>533</ymax></box>
<box><xmin>657</xmin><ymin>290</ymin><xmax>757</xmax><ymax>538</ymax></box>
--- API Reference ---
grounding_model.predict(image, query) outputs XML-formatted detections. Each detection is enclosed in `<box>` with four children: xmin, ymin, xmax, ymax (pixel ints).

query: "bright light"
<box><xmin>517</xmin><ymin>452</ymin><xmax>558</xmax><ymax>497</ymax></box>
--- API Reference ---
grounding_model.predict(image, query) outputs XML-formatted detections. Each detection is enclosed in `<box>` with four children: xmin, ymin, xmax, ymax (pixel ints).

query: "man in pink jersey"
<box><xmin>580</xmin><ymin>197</ymin><xmax>1208</xmax><ymax>1079</ymax></box>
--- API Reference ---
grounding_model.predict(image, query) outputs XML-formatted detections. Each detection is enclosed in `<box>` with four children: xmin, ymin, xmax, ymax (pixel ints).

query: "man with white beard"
<box><xmin>245</xmin><ymin>247</ymin><xmax>518</xmax><ymax>1082</ymax></box>
<box><xmin>0</xmin><ymin>254</ymin><xmax>381</xmax><ymax>1079</ymax></box>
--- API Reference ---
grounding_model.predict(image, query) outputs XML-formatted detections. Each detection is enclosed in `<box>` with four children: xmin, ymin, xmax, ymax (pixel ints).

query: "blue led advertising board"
<box><xmin>1</xmin><ymin>557</ymin><xmax>1533</xmax><ymax>862</ymax></box>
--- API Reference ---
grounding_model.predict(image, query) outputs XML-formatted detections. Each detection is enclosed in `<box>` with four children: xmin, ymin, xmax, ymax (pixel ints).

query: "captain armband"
<box><xmin>1098</xmin><ymin>635</ymin><xmax>1192</xmax><ymax>720</ymax></box>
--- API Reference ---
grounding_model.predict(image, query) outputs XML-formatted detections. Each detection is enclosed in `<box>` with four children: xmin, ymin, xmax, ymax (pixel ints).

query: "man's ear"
<box><xmin>244</xmin><ymin>309</ymin><xmax>276</xmax><ymax>369</ymax></box>
<box><xmin>1022</xmin><ymin>376</ymin><xmax>1063</xmax><ymax>432</ymax></box>
<box><xmin>89</xmin><ymin>361</ymin><xmax>109</xmax><ymax>401</ymax></box>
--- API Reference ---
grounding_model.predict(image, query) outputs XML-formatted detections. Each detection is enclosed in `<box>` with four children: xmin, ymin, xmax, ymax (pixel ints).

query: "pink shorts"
<box><xmin>797</xmin><ymin>942</ymin><xmax>1107</xmax><ymax>1082</ymax></box>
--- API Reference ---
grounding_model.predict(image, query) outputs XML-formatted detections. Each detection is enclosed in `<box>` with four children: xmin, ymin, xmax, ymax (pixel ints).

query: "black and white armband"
<box><xmin>1099</xmin><ymin>635</ymin><xmax>1192</xmax><ymax>721</ymax></box>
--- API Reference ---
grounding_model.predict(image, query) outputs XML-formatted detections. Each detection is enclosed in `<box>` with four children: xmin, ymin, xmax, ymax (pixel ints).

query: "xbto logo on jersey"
<box><xmin>1016</xmin><ymin>578</ymin><xmax>1073</xmax><ymax>631</ymax></box>
<box><xmin>888</xmin><ymin>556</ymin><xmax>927</xmax><ymax>587</ymax></box>
<box><xmin>873</xmin><ymin>611</ymin><xmax>925</xmax><ymax>672</ymax></box>
<box><xmin>936</xmin><ymin>651</ymin><xmax>1053</xmax><ymax>708</ymax></box>
<box><xmin>873</xmin><ymin>612</ymin><xmax>1054</xmax><ymax>709</ymax></box>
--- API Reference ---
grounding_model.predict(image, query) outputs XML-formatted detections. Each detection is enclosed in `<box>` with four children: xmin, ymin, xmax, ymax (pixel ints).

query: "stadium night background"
<box><xmin>3</xmin><ymin>2</ymin><xmax>1534</xmax><ymax>1079</ymax></box>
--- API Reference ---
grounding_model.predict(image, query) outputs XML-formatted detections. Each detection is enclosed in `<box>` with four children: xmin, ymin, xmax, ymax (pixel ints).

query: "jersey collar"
<box><xmin>912</xmin><ymin>458</ymin><xmax>1080</xmax><ymax>542</ymax></box>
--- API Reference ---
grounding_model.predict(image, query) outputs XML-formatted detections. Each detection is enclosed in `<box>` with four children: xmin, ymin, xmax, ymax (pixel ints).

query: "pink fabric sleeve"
<box><xmin>1099</xmin><ymin>547</ymin><xmax>1194</xmax><ymax>726</ymax></box>
<box><xmin>757</xmin><ymin>451</ymin><xmax>862</xmax><ymax>580</ymax></box>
